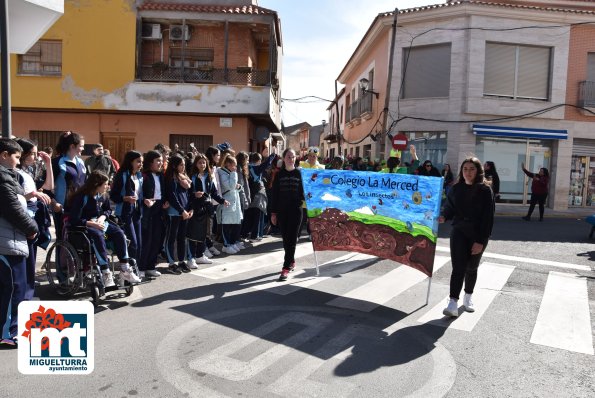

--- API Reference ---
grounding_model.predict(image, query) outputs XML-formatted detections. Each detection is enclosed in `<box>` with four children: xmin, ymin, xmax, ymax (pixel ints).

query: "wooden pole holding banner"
<box><xmin>311</xmin><ymin>238</ymin><xmax>320</xmax><ymax>276</ymax></box>
<box><xmin>426</xmin><ymin>277</ymin><xmax>432</xmax><ymax>306</ymax></box>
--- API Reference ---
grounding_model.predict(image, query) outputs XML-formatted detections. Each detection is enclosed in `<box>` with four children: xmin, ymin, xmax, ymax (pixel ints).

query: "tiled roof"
<box><xmin>396</xmin><ymin>1</ymin><xmax>595</xmax><ymax>15</ymax></box>
<box><xmin>138</xmin><ymin>2</ymin><xmax>277</xmax><ymax>15</ymax></box>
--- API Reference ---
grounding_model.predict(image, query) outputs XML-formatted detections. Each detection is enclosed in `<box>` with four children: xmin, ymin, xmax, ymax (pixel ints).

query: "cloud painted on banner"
<box><xmin>321</xmin><ymin>193</ymin><xmax>341</xmax><ymax>201</ymax></box>
<box><xmin>354</xmin><ymin>206</ymin><xmax>374</xmax><ymax>215</ymax></box>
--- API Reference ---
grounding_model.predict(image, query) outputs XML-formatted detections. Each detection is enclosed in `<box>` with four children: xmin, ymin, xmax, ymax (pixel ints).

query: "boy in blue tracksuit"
<box><xmin>0</xmin><ymin>138</ymin><xmax>39</xmax><ymax>348</ymax></box>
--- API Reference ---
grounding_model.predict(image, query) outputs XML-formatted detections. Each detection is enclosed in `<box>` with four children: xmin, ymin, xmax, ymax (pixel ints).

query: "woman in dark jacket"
<box><xmin>440</xmin><ymin>157</ymin><xmax>495</xmax><ymax>317</ymax></box>
<box><xmin>417</xmin><ymin>160</ymin><xmax>441</xmax><ymax>177</ymax></box>
<box><xmin>110</xmin><ymin>151</ymin><xmax>144</xmax><ymax>264</ymax></box>
<box><xmin>139</xmin><ymin>150</ymin><xmax>167</xmax><ymax>278</ymax></box>
<box><xmin>270</xmin><ymin>148</ymin><xmax>304</xmax><ymax>281</ymax></box>
<box><xmin>521</xmin><ymin>163</ymin><xmax>549</xmax><ymax>221</ymax></box>
<box><xmin>484</xmin><ymin>161</ymin><xmax>500</xmax><ymax>202</ymax></box>
<box><xmin>68</xmin><ymin>171</ymin><xmax>140</xmax><ymax>286</ymax></box>
<box><xmin>187</xmin><ymin>153</ymin><xmax>227</xmax><ymax>265</ymax></box>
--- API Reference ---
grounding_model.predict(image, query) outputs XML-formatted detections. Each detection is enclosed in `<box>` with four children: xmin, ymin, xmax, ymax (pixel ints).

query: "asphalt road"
<box><xmin>1</xmin><ymin>215</ymin><xmax>594</xmax><ymax>398</ymax></box>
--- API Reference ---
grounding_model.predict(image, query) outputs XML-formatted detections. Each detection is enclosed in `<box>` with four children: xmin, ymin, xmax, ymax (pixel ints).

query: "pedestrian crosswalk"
<box><xmin>188</xmin><ymin>243</ymin><xmax>594</xmax><ymax>356</ymax></box>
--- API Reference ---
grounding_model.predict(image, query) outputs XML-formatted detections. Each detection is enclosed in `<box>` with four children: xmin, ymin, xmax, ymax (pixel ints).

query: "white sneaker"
<box><xmin>463</xmin><ymin>293</ymin><xmax>475</xmax><ymax>312</ymax></box>
<box><xmin>442</xmin><ymin>298</ymin><xmax>459</xmax><ymax>317</ymax></box>
<box><xmin>195</xmin><ymin>255</ymin><xmax>213</xmax><ymax>264</ymax></box>
<box><xmin>102</xmin><ymin>270</ymin><xmax>115</xmax><ymax>288</ymax></box>
<box><xmin>209</xmin><ymin>246</ymin><xmax>221</xmax><ymax>256</ymax></box>
<box><xmin>236</xmin><ymin>242</ymin><xmax>245</xmax><ymax>249</ymax></box>
<box><xmin>187</xmin><ymin>258</ymin><xmax>198</xmax><ymax>269</ymax></box>
<box><xmin>203</xmin><ymin>248</ymin><xmax>213</xmax><ymax>258</ymax></box>
<box><xmin>222</xmin><ymin>245</ymin><xmax>238</xmax><ymax>254</ymax></box>
<box><xmin>146</xmin><ymin>269</ymin><xmax>161</xmax><ymax>277</ymax></box>
<box><xmin>120</xmin><ymin>270</ymin><xmax>141</xmax><ymax>284</ymax></box>
<box><xmin>138</xmin><ymin>271</ymin><xmax>146</xmax><ymax>279</ymax></box>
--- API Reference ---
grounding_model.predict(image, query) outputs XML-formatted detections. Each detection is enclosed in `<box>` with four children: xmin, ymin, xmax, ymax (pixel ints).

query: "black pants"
<box><xmin>449</xmin><ymin>228</ymin><xmax>486</xmax><ymax>300</ymax></box>
<box><xmin>278</xmin><ymin>207</ymin><xmax>303</xmax><ymax>269</ymax></box>
<box><xmin>165</xmin><ymin>215</ymin><xmax>188</xmax><ymax>264</ymax></box>
<box><xmin>527</xmin><ymin>193</ymin><xmax>547</xmax><ymax>220</ymax></box>
<box><xmin>140</xmin><ymin>203</ymin><xmax>164</xmax><ymax>271</ymax></box>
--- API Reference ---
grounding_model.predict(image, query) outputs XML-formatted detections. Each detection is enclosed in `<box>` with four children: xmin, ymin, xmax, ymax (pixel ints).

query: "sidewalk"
<box><xmin>495</xmin><ymin>204</ymin><xmax>594</xmax><ymax>219</ymax></box>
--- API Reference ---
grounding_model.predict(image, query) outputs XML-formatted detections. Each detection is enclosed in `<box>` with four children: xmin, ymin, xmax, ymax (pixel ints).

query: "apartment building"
<box><xmin>7</xmin><ymin>0</ymin><xmax>282</xmax><ymax>162</ymax></box>
<box><xmin>334</xmin><ymin>0</ymin><xmax>595</xmax><ymax>209</ymax></box>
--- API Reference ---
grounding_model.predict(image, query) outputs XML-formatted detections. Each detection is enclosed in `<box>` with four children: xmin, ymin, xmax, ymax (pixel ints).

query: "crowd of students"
<box><xmin>0</xmin><ymin>130</ymin><xmax>508</xmax><ymax>347</ymax></box>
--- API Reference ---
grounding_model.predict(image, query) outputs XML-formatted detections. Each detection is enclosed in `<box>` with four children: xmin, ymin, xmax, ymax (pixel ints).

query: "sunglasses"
<box><xmin>425</xmin><ymin>164</ymin><xmax>432</xmax><ymax>168</ymax></box>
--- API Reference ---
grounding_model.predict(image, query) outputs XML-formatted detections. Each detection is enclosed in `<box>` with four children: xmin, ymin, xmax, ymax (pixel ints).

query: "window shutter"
<box><xmin>484</xmin><ymin>43</ymin><xmax>515</xmax><ymax>97</ymax></box>
<box><xmin>587</xmin><ymin>53</ymin><xmax>595</xmax><ymax>82</ymax></box>
<box><xmin>517</xmin><ymin>46</ymin><xmax>550</xmax><ymax>99</ymax></box>
<box><xmin>402</xmin><ymin>44</ymin><xmax>451</xmax><ymax>99</ymax></box>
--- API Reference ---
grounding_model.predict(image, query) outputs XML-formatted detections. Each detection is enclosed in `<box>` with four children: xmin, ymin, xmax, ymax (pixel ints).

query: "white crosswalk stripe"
<box><xmin>530</xmin><ymin>272</ymin><xmax>594</xmax><ymax>355</ymax></box>
<box><xmin>417</xmin><ymin>262</ymin><xmax>515</xmax><ymax>331</ymax></box>
<box><xmin>325</xmin><ymin>255</ymin><xmax>450</xmax><ymax>312</ymax></box>
<box><xmin>188</xmin><ymin>246</ymin><xmax>594</xmax><ymax>355</ymax></box>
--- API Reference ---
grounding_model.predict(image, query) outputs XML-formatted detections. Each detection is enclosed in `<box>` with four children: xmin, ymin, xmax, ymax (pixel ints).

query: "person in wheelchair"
<box><xmin>66</xmin><ymin>171</ymin><xmax>141</xmax><ymax>287</ymax></box>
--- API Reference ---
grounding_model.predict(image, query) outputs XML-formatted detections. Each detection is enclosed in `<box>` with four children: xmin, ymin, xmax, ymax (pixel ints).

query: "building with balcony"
<box><xmin>335</xmin><ymin>0</ymin><xmax>595</xmax><ymax>209</ymax></box>
<box><xmin>7</xmin><ymin>0</ymin><xmax>282</xmax><ymax>162</ymax></box>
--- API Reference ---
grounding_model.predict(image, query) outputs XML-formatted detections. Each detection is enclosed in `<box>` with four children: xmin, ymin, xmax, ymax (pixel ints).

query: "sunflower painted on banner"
<box><xmin>300</xmin><ymin>169</ymin><xmax>444</xmax><ymax>277</ymax></box>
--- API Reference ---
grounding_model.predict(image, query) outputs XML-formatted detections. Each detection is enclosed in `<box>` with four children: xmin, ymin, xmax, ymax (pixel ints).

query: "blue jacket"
<box><xmin>67</xmin><ymin>193</ymin><xmax>112</xmax><ymax>228</ymax></box>
<box><xmin>53</xmin><ymin>155</ymin><xmax>86</xmax><ymax>207</ymax></box>
<box><xmin>110</xmin><ymin>170</ymin><xmax>143</xmax><ymax>217</ymax></box>
<box><xmin>190</xmin><ymin>173</ymin><xmax>224</xmax><ymax>213</ymax></box>
<box><xmin>165</xmin><ymin>177</ymin><xmax>191</xmax><ymax>216</ymax></box>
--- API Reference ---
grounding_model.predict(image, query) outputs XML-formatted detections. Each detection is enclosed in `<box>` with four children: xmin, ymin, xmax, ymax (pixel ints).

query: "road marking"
<box><xmin>326</xmin><ymin>255</ymin><xmax>451</xmax><ymax>312</ymax></box>
<box><xmin>156</xmin><ymin>306</ymin><xmax>457</xmax><ymax>398</ymax></box>
<box><xmin>417</xmin><ymin>262</ymin><xmax>515</xmax><ymax>332</ymax></box>
<box><xmin>436</xmin><ymin>246</ymin><xmax>591</xmax><ymax>271</ymax></box>
<box><xmin>530</xmin><ymin>272</ymin><xmax>594</xmax><ymax>355</ymax></box>
<box><xmin>191</xmin><ymin>243</ymin><xmax>313</xmax><ymax>279</ymax></box>
<box><xmin>250</xmin><ymin>252</ymin><xmax>377</xmax><ymax>295</ymax></box>
<box><xmin>190</xmin><ymin>312</ymin><xmax>332</xmax><ymax>381</ymax></box>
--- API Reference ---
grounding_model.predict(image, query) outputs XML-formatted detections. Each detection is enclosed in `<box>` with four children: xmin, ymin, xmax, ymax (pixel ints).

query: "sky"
<box><xmin>257</xmin><ymin>0</ymin><xmax>439</xmax><ymax>128</ymax></box>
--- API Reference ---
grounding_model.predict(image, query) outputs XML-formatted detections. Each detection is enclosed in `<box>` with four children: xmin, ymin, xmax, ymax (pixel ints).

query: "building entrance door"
<box><xmin>569</xmin><ymin>155</ymin><xmax>595</xmax><ymax>207</ymax></box>
<box><xmin>101</xmin><ymin>133</ymin><xmax>135</xmax><ymax>166</ymax></box>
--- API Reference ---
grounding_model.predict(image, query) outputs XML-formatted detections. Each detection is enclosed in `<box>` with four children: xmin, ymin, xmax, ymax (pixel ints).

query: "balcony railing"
<box><xmin>579</xmin><ymin>81</ymin><xmax>595</xmax><ymax>108</ymax></box>
<box><xmin>360</xmin><ymin>92</ymin><xmax>373</xmax><ymax>114</ymax></box>
<box><xmin>138</xmin><ymin>66</ymin><xmax>272</xmax><ymax>86</ymax></box>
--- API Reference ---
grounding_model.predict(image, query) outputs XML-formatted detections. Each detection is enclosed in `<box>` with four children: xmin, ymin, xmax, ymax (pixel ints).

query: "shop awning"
<box><xmin>472</xmin><ymin>124</ymin><xmax>568</xmax><ymax>140</ymax></box>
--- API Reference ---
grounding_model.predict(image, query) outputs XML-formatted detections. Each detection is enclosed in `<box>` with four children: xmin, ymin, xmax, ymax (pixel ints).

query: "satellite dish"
<box><xmin>255</xmin><ymin>126</ymin><xmax>270</xmax><ymax>141</ymax></box>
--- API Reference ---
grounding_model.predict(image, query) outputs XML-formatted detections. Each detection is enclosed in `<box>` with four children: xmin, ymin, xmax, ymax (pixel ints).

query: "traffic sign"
<box><xmin>392</xmin><ymin>133</ymin><xmax>408</xmax><ymax>150</ymax></box>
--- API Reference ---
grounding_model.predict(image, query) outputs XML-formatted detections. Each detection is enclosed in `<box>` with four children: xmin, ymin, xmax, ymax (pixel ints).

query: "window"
<box><xmin>402</xmin><ymin>43</ymin><xmax>451</xmax><ymax>99</ymax></box>
<box><xmin>484</xmin><ymin>42</ymin><xmax>551</xmax><ymax>100</ymax></box>
<box><xmin>18</xmin><ymin>41</ymin><xmax>62</xmax><ymax>76</ymax></box>
<box><xmin>169</xmin><ymin>47</ymin><xmax>214</xmax><ymax>69</ymax></box>
<box><xmin>169</xmin><ymin>134</ymin><xmax>213</xmax><ymax>154</ymax></box>
<box><xmin>402</xmin><ymin>131</ymin><xmax>447</xmax><ymax>170</ymax></box>
<box><xmin>29</xmin><ymin>131</ymin><xmax>63</xmax><ymax>152</ymax></box>
<box><xmin>588</xmin><ymin>53</ymin><xmax>595</xmax><ymax>82</ymax></box>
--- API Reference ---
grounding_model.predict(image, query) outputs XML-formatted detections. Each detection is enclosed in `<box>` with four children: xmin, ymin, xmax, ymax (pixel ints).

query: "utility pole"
<box><xmin>0</xmin><ymin>0</ymin><xmax>11</xmax><ymax>137</ymax></box>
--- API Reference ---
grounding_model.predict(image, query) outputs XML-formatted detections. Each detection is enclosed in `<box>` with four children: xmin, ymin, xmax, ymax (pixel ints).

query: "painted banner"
<box><xmin>300</xmin><ymin>169</ymin><xmax>444</xmax><ymax>277</ymax></box>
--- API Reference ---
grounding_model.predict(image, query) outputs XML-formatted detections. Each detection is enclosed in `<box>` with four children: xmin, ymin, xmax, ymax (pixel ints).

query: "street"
<box><xmin>1</xmin><ymin>215</ymin><xmax>594</xmax><ymax>397</ymax></box>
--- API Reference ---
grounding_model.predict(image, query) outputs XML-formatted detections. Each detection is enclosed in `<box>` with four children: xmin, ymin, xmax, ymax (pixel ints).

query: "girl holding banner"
<box><xmin>270</xmin><ymin>149</ymin><xmax>304</xmax><ymax>281</ymax></box>
<box><xmin>440</xmin><ymin>157</ymin><xmax>495</xmax><ymax>317</ymax></box>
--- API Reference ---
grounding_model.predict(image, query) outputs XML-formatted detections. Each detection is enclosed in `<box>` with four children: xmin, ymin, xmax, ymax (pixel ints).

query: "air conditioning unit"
<box><xmin>170</xmin><ymin>25</ymin><xmax>190</xmax><ymax>40</ymax></box>
<box><xmin>141</xmin><ymin>23</ymin><xmax>161</xmax><ymax>40</ymax></box>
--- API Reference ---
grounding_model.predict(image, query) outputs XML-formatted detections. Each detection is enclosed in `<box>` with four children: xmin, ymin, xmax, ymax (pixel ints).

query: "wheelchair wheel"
<box><xmin>45</xmin><ymin>240</ymin><xmax>82</xmax><ymax>297</ymax></box>
<box><xmin>90</xmin><ymin>284</ymin><xmax>101</xmax><ymax>307</ymax></box>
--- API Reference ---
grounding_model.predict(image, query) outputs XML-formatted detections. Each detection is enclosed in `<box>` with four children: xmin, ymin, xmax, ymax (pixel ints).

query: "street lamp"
<box><xmin>359</xmin><ymin>78</ymin><xmax>379</xmax><ymax>99</ymax></box>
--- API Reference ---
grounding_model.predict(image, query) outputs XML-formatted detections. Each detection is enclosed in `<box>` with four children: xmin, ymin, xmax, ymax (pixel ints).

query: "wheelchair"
<box><xmin>44</xmin><ymin>226</ymin><xmax>138</xmax><ymax>307</ymax></box>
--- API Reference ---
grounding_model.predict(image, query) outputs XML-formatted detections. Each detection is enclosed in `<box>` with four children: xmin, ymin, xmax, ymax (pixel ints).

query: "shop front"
<box><xmin>569</xmin><ymin>139</ymin><xmax>595</xmax><ymax>207</ymax></box>
<box><xmin>473</xmin><ymin>124</ymin><xmax>567</xmax><ymax>204</ymax></box>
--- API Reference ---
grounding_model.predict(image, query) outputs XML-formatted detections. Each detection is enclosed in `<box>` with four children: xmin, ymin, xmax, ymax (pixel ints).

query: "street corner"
<box><xmin>155</xmin><ymin>305</ymin><xmax>456</xmax><ymax>398</ymax></box>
